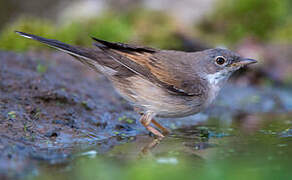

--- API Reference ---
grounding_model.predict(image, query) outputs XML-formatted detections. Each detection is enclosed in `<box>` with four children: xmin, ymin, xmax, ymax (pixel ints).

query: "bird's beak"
<box><xmin>232</xmin><ymin>58</ymin><xmax>257</xmax><ymax>67</ymax></box>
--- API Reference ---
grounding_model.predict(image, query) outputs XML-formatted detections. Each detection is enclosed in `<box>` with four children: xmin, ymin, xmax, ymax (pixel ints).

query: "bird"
<box><xmin>15</xmin><ymin>31</ymin><xmax>257</xmax><ymax>138</ymax></box>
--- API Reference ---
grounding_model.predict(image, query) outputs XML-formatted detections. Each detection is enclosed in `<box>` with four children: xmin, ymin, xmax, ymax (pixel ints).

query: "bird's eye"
<box><xmin>215</xmin><ymin>56</ymin><xmax>226</xmax><ymax>65</ymax></box>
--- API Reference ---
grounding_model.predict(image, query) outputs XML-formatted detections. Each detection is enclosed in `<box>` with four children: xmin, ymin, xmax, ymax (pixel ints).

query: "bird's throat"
<box><xmin>204</xmin><ymin>71</ymin><xmax>231</xmax><ymax>106</ymax></box>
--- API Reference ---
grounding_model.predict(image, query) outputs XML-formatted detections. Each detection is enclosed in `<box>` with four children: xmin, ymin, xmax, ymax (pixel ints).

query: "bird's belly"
<box><xmin>156</xmin><ymin>106</ymin><xmax>203</xmax><ymax>118</ymax></box>
<box><xmin>111</xmin><ymin>76</ymin><xmax>204</xmax><ymax>118</ymax></box>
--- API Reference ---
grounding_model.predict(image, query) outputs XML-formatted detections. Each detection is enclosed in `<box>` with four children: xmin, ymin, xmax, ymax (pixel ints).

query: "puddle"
<box><xmin>29</xmin><ymin>113</ymin><xmax>292</xmax><ymax>180</ymax></box>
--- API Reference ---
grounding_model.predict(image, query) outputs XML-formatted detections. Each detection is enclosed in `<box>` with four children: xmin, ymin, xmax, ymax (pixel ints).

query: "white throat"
<box><xmin>204</xmin><ymin>71</ymin><xmax>231</xmax><ymax>106</ymax></box>
<box><xmin>206</xmin><ymin>71</ymin><xmax>229</xmax><ymax>86</ymax></box>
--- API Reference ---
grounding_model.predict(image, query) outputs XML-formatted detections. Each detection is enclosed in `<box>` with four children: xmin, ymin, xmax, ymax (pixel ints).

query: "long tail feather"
<box><xmin>15</xmin><ymin>31</ymin><xmax>95</xmax><ymax>61</ymax></box>
<box><xmin>16</xmin><ymin>31</ymin><xmax>124</xmax><ymax>76</ymax></box>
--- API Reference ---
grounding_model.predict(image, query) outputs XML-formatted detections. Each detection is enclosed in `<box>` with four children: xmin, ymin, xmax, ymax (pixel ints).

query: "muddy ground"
<box><xmin>0</xmin><ymin>50</ymin><xmax>144</xmax><ymax>177</ymax></box>
<box><xmin>0</xmin><ymin>50</ymin><xmax>291</xmax><ymax>179</ymax></box>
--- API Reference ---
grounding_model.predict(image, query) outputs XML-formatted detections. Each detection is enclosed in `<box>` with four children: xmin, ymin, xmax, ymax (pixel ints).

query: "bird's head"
<box><xmin>195</xmin><ymin>48</ymin><xmax>257</xmax><ymax>86</ymax></box>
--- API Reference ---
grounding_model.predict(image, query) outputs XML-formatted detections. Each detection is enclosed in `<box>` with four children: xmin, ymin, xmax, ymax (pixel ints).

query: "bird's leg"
<box><xmin>139</xmin><ymin>112</ymin><xmax>164</xmax><ymax>138</ymax></box>
<box><xmin>151</xmin><ymin>119</ymin><xmax>170</xmax><ymax>135</ymax></box>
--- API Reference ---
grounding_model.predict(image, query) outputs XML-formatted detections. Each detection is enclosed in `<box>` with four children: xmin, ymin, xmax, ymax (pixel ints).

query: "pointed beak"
<box><xmin>233</xmin><ymin>58</ymin><xmax>257</xmax><ymax>67</ymax></box>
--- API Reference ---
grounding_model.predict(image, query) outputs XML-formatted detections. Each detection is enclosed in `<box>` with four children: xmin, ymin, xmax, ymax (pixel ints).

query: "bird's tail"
<box><xmin>15</xmin><ymin>31</ymin><xmax>105</xmax><ymax>71</ymax></box>
<box><xmin>16</xmin><ymin>31</ymin><xmax>95</xmax><ymax>58</ymax></box>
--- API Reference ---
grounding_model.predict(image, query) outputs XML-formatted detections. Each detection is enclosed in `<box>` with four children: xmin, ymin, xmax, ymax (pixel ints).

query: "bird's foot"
<box><xmin>139</xmin><ymin>112</ymin><xmax>165</xmax><ymax>138</ymax></box>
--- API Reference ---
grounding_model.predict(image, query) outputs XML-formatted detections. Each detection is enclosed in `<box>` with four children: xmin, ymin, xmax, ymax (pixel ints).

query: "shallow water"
<box><xmin>31</xmin><ymin>113</ymin><xmax>292</xmax><ymax>180</ymax></box>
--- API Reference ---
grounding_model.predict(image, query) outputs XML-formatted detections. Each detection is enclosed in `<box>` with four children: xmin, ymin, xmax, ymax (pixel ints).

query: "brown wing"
<box><xmin>92</xmin><ymin>37</ymin><xmax>204</xmax><ymax>96</ymax></box>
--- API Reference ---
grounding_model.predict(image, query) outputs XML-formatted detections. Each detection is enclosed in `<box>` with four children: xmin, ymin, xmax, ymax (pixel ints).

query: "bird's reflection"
<box><xmin>140</xmin><ymin>137</ymin><xmax>163</xmax><ymax>156</ymax></box>
<box><xmin>136</xmin><ymin>126</ymin><xmax>213</xmax><ymax>158</ymax></box>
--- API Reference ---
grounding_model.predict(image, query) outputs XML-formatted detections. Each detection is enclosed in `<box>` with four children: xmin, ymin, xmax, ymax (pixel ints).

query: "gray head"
<box><xmin>193</xmin><ymin>48</ymin><xmax>257</xmax><ymax>87</ymax></box>
<box><xmin>197</xmin><ymin>48</ymin><xmax>257</xmax><ymax>74</ymax></box>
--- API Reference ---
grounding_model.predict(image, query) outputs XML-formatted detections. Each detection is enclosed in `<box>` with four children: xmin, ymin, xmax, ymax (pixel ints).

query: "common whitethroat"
<box><xmin>16</xmin><ymin>31</ymin><xmax>257</xmax><ymax>138</ymax></box>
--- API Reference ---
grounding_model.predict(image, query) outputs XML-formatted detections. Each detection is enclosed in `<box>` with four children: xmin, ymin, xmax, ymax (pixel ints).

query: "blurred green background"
<box><xmin>1</xmin><ymin>0</ymin><xmax>292</xmax><ymax>85</ymax></box>
<box><xmin>0</xmin><ymin>0</ymin><xmax>291</xmax><ymax>50</ymax></box>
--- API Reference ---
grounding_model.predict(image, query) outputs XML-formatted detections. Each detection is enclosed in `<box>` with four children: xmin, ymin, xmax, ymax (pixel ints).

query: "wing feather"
<box><xmin>92</xmin><ymin>37</ymin><xmax>204</xmax><ymax>96</ymax></box>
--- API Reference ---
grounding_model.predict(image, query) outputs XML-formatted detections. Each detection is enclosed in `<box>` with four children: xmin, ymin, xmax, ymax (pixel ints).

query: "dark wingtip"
<box><xmin>90</xmin><ymin>36</ymin><xmax>108</xmax><ymax>48</ymax></box>
<box><xmin>91</xmin><ymin>36</ymin><xmax>114</xmax><ymax>46</ymax></box>
<box><xmin>91</xmin><ymin>36</ymin><xmax>157</xmax><ymax>53</ymax></box>
<box><xmin>90</xmin><ymin>36</ymin><xmax>101</xmax><ymax>42</ymax></box>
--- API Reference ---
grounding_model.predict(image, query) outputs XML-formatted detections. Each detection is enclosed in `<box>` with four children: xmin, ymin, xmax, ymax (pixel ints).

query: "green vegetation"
<box><xmin>271</xmin><ymin>21</ymin><xmax>292</xmax><ymax>43</ymax></box>
<box><xmin>55</xmin><ymin>13</ymin><xmax>134</xmax><ymax>45</ymax></box>
<box><xmin>7</xmin><ymin>111</ymin><xmax>17</xmax><ymax>119</ymax></box>
<box><xmin>125</xmin><ymin>10</ymin><xmax>181</xmax><ymax>49</ymax></box>
<box><xmin>199</xmin><ymin>0</ymin><xmax>292</xmax><ymax>44</ymax></box>
<box><xmin>36</xmin><ymin>63</ymin><xmax>48</xmax><ymax>74</ymax></box>
<box><xmin>1</xmin><ymin>1</ymin><xmax>291</xmax><ymax>50</ymax></box>
<box><xmin>118</xmin><ymin>115</ymin><xmax>134</xmax><ymax>124</ymax></box>
<box><xmin>0</xmin><ymin>17</ymin><xmax>56</xmax><ymax>51</ymax></box>
<box><xmin>0</xmin><ymin>10</ymin><xmax>180</xmax><ymax>52</ymax></box>
<box><xmin>1</xmin><ymin>0</ymin><xmax>292</xmax><ymax>51</ymax></box>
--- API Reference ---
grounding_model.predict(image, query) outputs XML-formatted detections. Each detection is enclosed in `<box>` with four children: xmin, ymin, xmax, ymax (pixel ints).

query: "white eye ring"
<box><xmin>215</xmin><ymin>56</ymin><xmax>227</xmax><ymax>66</ymax></box>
